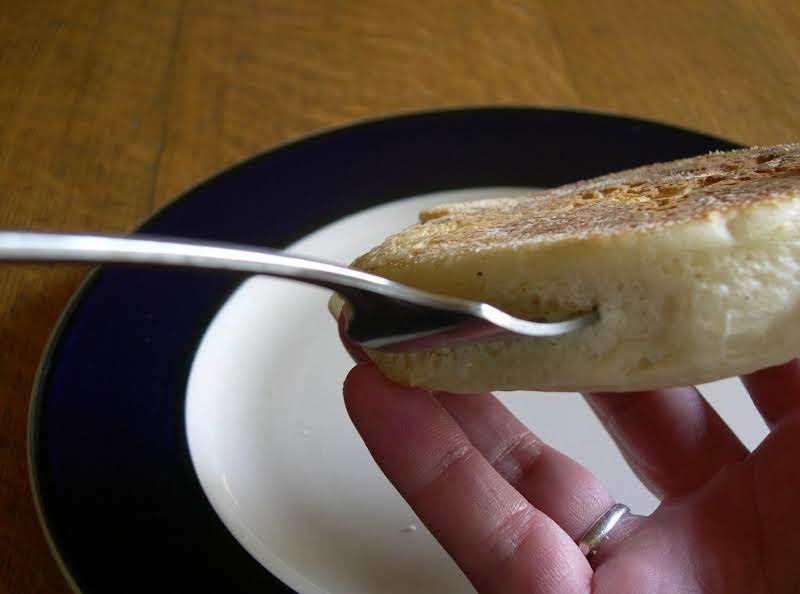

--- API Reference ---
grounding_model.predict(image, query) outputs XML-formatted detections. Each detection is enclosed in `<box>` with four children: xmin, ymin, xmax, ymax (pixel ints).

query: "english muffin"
<box><xmin>345</xmin><ymin>144</ymin><xmax>800</xmax><ymax>393</ymax></box>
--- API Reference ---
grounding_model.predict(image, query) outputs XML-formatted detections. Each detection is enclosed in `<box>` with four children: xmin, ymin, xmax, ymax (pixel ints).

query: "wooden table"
<box><xmin>2</xmin><ymin>1</ymin><xmax>799</xmax><ymax>591</ymax></box>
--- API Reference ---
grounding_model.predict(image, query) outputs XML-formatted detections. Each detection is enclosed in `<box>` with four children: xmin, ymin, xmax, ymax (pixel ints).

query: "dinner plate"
<box><xmin>30</xmin><ymin>108</ymin><xmax>754</xmax><ymax>593</ymax></box>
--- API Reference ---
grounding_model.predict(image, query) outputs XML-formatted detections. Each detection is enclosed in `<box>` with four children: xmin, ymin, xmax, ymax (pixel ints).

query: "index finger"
<box><xmin>344</xmin><ymin>363</ymin><xmax>592</xmax><ymax>594</ymax></box>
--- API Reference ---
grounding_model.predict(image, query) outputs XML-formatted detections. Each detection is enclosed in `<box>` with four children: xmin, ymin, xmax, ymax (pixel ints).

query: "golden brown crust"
<box><xmin>354</xmin><ymin>144</ymin><xmax>800</xmax><ymax>271</ymax></box>
<box><xmin>345</xmin><ymin>144</ymin><xmax>800</xmax><ymax>393</ymax></box>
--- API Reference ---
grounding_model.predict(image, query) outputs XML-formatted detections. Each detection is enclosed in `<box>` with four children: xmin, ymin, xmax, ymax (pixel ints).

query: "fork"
<box><xmin>0</xmin><ymin>231</ymin><xmax>597</xmax><ymax>352</ymax></box>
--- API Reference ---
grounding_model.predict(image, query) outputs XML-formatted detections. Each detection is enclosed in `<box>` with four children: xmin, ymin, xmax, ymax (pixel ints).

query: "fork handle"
<box><xmin>0</xmin><ymin>230</ymin><xmax>491</xmax><ymax>351</ymax></box>
<box><xmin>0</xmin><ymin>231</ymin><xmax>395</xmax><ymax>296</ymax></box>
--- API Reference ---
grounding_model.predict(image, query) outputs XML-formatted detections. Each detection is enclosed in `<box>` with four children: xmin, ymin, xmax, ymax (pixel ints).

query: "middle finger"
<box><xmin>584</xmin><ymin>387</ymin><xmax>748</xmax><ymax>499</ymax></box>
<box><xmin>434</xmin><ymin>390</ymin><xmax>617</xmax><ymax>540</ymax></box>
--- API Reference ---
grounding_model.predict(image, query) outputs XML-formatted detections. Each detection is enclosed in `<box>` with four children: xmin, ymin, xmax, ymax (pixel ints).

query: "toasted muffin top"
<box><xmin>354</xmin><ymin>144</ymin><xmax>800</xmax><ymax>270</ymax></box>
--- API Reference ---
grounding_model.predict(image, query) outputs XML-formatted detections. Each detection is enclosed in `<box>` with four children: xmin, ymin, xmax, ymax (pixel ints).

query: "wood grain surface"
<box><xmin>2</xmin><ymin>1</ymin><xmax>800</xmax><ymax>592</ymax></box>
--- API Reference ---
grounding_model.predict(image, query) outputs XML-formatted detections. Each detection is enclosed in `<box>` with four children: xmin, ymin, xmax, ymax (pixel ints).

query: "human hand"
<box><xmin>342</xmin><ymin>333</ymin><xmax>800</xmax><ymax>592</ymax></box>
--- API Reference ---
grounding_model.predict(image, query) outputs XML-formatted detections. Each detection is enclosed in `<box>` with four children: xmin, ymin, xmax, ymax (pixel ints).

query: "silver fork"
<box><xmin>0</xmin><ymin>231</ymin><xmax>597</xmax><ymax>352</ymax></box>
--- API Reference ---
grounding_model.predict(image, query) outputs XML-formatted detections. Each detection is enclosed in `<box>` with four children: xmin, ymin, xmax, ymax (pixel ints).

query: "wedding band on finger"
<box><xmin>576</xmin><ymin>503</ymin><xmax>630</xmax><ymax>558</ymax></box>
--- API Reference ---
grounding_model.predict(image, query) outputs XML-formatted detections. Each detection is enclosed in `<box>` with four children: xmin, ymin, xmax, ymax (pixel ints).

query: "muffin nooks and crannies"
<box><xmin>348</xmin><ymin>144</ymin><xmax>800</xmax><ymax>393</ymax></box>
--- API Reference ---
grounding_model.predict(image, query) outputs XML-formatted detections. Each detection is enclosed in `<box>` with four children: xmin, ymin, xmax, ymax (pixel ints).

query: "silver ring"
<box><xmin>576</xmin><ymin>503</ymin><xmax>630</xmax><ymax>557</ymax></box>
